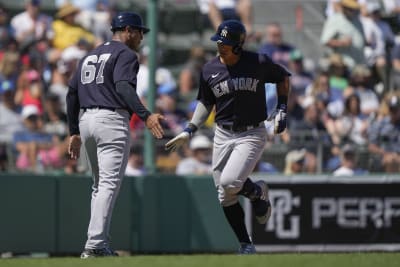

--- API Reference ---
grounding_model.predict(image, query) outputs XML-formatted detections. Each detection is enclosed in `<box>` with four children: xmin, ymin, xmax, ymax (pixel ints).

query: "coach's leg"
<box><xmin>85</xmin><ymin>109</ymin><xmax>130</xmax><ymax>250</ymax></box>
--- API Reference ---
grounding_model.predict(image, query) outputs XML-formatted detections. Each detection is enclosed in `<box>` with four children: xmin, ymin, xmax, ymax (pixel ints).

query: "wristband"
<box><xmin>184</xmin><ymin>123</ymin><xmax>198</xmax><ymax>137</ymax></box>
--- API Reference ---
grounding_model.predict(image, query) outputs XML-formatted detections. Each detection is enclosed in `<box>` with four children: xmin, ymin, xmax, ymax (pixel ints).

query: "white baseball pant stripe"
<box><xmin>79</xmin><ymin>108</ymin><xmax>130</xmax><ymax>249</ymax></box>
<box><xmin>212</xmin><ymin>125</ymin><xmax>267</xmax><ymax>207</ymax></box>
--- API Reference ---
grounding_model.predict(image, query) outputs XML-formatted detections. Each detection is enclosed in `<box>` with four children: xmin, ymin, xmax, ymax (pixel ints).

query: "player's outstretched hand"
<box><xmin>274</xmin><ymin>108</ymin><xmax>287</xmax><ymax>134</ymax></box>
<box><xmin>165</xmin><ymin>131</ymin><xmax>190</xmax><ymax>152</ymax></box>
<box><xmin>145</xmin><ymin>113</ymin><xmax>165</xmax><ymax>139</ymax></box>
<box><xmin>68</xmin><ymin>135</ymin><xmax>81</xmax><ymax>159</ymax></box>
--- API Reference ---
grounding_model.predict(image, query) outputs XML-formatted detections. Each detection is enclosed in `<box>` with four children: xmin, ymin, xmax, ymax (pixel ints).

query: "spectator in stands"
<box><xmin>176</xmin><ymin>134</ymin><xmax>213</xmax><ymax>175</ymax></box>
<box><xmin>361</xmin><ymin>1</ymin><xmax>395</xmax><ymax>92</ymax></box>
<box><xmin>0</xmin><ymin>47</ymin><xmax>20</xmax><ymax>84</ymax></box>
<box><xmin>156</xmin><ymin>83</ymin><xmax>187</xmax><ymax>136</ymax></box>
<box><xmin>14</xmin><ymin>69</ymin><xmax>44</xmax><ymax>114</ymax></box>
<box><xmin>10</xmin><ymin>0</ymin><xmax>53</xmax><ymax>51</ymax></box>
<box><xmin>333</xmin><ymin>93</ymin><xmax>369</xmax><ymax>146</ymax></box>
<box><xmin>51</xmin><ymin>2</ymin><xmax>95</xmax><ymax>51</ymax></box>
<box><xmin>288</xmin><ymin>99</ymin><xmax>333</xmax><ymax>173</ymax></box>
<box><xmin>0</xmin><ymin>4</ymin><xmax>13</xmax><ymax>50</ymax></box>
<box><xmin>56</xmin><ymin>0</ymin><xmax>112</xmax><ymax>45</ymax></box>
<box><xmin>125</xmin><ymin>145</ymin><xmax>145</xmax><ymax>177</ymax></box>
<box><xmin>283</xmin><ymin>148</ymin><xmax>306</xmax><ymax>175</ymax></box>
<box><xmin>13</xmin><ymin>105</ymin><xmax>69</xmax><ymax>173</ymax></box>
<box><xmin>178</xmin><ymin>45</ymin><xmax>208</xmax><ymax>105</ymax></box>
<box><xmin>136</xmin><ymin>46</ymin><xmax>176</xmax><ymax>100</ymax></box>
<box><xmin>333</xmin><ymin>143</ymin><xmax>367</xmax><ymax>176</ymax></box>
<box><xmin>0</xmin><ymin>80</ymin><xmax>23</xmax><ymax>170</ymax></box>
<box><xmin>368</xmin><ymin>94</ymin><xmax>400</xmax><ymax>172</ymax></box>
<box><xmin>42</xmin><ymin>93</ymin><xmax>68</xmax><ymax>140</ymax></box>
<box><xmin>258</xmin><ymin>22</ymin><xmax>295</xmax><ymax>68</ymax></box>
<box><xmin>344</xmin><ymin>64</ymin><xmax>380</xmax><ymax>117</ymax></box>
<box><xmin>196</xmin><ymin>0</ymin><xmax>254</xmax><ymax>34</ymax></box>
<box><xmin>320</xmin><ymin>0</ymin><xmax>366</xmax><ymax>69</ymax></box>
<box><xmin>287</xmin><ymin>49</ymin><xmax>313</xmax><ymax>97</ymax></box>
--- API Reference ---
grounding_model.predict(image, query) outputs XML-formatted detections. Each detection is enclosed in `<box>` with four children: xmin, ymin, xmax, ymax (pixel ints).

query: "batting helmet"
<box><xmin>110</xmin><ymin>12</ymin><xmax>150</xmax><ymax>33</ymax></box>
<box><xmin>210</xmin><ymin>20</ymin><xmax>246</xmax><ymax>54</ymax></box>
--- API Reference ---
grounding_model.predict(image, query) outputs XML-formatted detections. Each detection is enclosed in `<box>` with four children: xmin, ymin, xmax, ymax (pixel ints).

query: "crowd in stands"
<box><xmin>0</xmin><ymin>0</ymin><xmax>400</xmax><ymax>176</ymax></box>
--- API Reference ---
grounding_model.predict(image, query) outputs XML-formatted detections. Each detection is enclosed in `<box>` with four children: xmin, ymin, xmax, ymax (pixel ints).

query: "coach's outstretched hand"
<box><xmin>145</xmin><ymin>113</ymin><xmax>165</xmax><ymax>139</ymax></box>
<box><xmin>165</xmin><ymin>131</ymin><xmax>190</xmax><ymax>152</ymax></box>
<box><xmin>274</xmin><ymin>108</ymin><xmax>287</xmax><ymax>134</ymax></box>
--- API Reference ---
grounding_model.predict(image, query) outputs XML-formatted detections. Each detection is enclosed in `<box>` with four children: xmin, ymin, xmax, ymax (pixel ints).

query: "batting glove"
<box><xmin>165</xmin><ymin>131</ymin><xmax>190</xmax><ymax>152</ymax></box>
<box><xmin>274</xmin><ymin>105</ymin><xmax>287</xmax><ymax>134</ymax></box>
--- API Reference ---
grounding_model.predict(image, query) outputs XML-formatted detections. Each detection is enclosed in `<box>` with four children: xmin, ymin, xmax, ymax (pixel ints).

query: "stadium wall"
<box><xmin>0</xmin><ymin>174</ymin><xmax>399</xmax><ymax>254</ymax></box>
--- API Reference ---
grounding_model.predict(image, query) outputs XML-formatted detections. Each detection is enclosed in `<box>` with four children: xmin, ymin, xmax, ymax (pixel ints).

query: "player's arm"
<box><xmin>165</xmin><ymin>101</ymin><xmax>213</xmax><ymax>152</ymax></box>
<box><xmin>116</xmin><ymin>81</ymin><xmax>164</xmax><ymax>139</ymax></box>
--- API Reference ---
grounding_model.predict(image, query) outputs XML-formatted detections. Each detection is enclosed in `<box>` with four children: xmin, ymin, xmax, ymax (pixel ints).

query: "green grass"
<box><xmin>1</xmin><ymin>253</ymin><xmax>400</xmax><ymax>267</ymax></box>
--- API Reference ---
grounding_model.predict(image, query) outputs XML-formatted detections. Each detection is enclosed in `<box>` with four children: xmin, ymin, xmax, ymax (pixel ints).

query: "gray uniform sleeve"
<box><xmin>190</xmin><ymin>100</ymin><xmax>213</xmax><ymax>128</ymax></box>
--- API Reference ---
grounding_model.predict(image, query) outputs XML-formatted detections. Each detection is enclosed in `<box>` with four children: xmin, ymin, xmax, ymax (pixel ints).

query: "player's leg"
<box><xmin>212</xmin><ymin>126</ymin><xmax>268</xmax><ymax>253</ymax></box>
<box><xmin>212</xmin><ymin>127</ymin><xmax>253</xmax><ymax>249</ymax></box>
<box><xmin>84</xmin><ymin>109</ymin><xmax>130</xmax><ymax>253</ymax></box>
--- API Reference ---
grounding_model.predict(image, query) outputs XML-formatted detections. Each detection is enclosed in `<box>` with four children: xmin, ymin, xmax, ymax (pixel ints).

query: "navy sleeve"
<box><xmin>113</xmin><ymin>49</ymin><xmax>139</xmax><ymax>85</ymax></box>
<box><xmin>66</xmin><ymin>84</ymin><xmax>81</xmax><ymax>135</ymax></box>
<box><xmin>116</xmin><ymin>81</ymin><xmax>151</xmax><ymax>121</ymax></box>
<box><xmin>259</xmin><ymin>53</ymin><xmax>291</xmax><ymax>83</ymax></box>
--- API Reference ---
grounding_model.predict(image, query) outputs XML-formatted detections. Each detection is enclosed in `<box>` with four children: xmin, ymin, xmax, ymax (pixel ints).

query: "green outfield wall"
<box><xmin>0</xmin><ymin>174</ymin><xmax>237</xmax><ymax>254</ymax></box>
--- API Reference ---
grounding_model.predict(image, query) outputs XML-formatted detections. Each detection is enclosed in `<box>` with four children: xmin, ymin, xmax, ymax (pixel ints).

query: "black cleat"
<box><xmin>80</xmin><ymin>247</ymin><xmax>118</xmax><ymax>259</ymax></box>
<box><xmin>252</xmin><ymin>181</ymin><xmax>272</xmax><ymax>224</ymax></box>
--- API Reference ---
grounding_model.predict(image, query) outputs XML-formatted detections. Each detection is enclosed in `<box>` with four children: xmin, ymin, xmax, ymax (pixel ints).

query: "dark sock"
<box><xmin>222</xmin><ymin>202</ymin><xmax>251</xmax><ymax>244</ymax></box>
<box><xmin>238</xmin><ymin>178</ymin><xmax>261</xmax><ymax>201</ymax></box>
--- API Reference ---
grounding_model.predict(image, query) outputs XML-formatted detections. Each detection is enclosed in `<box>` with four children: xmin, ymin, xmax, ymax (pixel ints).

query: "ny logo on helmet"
<box><xmin>221</xmin><ymin>28</ymin><xmax>228</xmax><ymax>38</ymax></box>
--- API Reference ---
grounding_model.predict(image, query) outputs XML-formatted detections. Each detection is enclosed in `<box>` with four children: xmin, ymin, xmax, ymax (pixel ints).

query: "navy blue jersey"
<box><xmin>68</xmin><ymin>40</ymin><xmax>139</xmax><ymax>109</ymax></box>
<box><xmin>197</xmin><ymin>50</ymin><xmax>290</xmax><ymax>126</ymax></box>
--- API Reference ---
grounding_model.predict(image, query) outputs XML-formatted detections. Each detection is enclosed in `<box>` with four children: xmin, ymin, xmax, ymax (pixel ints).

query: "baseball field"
<box><xmin>1</xmin><ymin>253</ymin><xmax>400</xmax><ymax>267</ymax></box>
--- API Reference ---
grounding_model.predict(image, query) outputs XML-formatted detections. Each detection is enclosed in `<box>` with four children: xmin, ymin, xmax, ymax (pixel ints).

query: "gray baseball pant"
<box><xmin>79</xmin><ymin>108</ymin><xmax>130</xmax><ymax>249</ymax></box>
<box><xmin>212</xmin><ymin>125</ymin><xmax>267</xmax><ymax>207</ymax></box>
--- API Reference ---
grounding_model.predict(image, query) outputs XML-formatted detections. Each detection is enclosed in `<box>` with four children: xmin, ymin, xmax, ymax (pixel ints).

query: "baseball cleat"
<box><xmin>238</xmin><ymin>242</ymin><xmax>256</xmax><ymax>254</ymax></box>
<box><xmin>80</xmin><ymin>247</ymin><xmax>118</xmax><ymax>258</ymax></box>
<box><xmin>252</xmin><ymin>180</ymin><xmax>272</xmax><ymax>224</ymax></box>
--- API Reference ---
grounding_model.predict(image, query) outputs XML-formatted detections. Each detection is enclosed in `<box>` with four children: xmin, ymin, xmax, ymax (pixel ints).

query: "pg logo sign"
<box><xmin>265</xmin><ymin>189</ymin><xmax>301</xmax><ymax>239</ymax></box>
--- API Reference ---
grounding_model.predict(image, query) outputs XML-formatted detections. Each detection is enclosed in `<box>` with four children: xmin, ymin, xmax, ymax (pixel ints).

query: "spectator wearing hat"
<box><xmin>283</xmin><ymin>149</ymin><xmax>307</xmax><ymax>175</ymax></box>
<box><xmin>10</xmin><ymin>0</ymin><xmax>53</xmax><ymax>49</ymax></box>
<box><xmin>321</xmin><ymin>0</ymin><xmax>366</xmax><ymax>69</ymax></box>
<box><xmin>368</xmin><ymin>94</ymin><xmax>400</xmax><ymax>172</ymax></box>
<box><xmin>175</xmin><ymin>134</ymin><xmax>213</xmax><ymax>175</ymax></box>
<box><xmin>51</xmin><ymin>2</ymin><xmax>95</xmax><ymax>51</ymax></box>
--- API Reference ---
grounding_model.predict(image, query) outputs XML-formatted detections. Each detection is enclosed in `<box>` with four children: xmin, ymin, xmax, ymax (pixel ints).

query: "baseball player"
<box><xmin>165</xmin><ymin>20</ymin><xmax>290</xmax><ymax>254</ymax></box>
<box><xmin>66</xmin><ymin>12</ymin><xmax>165</xmax><ymax>258</ymax></box>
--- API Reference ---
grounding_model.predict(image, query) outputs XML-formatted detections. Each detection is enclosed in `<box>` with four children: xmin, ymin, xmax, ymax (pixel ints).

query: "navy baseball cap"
<box><xmin>111</xmin><ymin>12</ymin><xmax>150</xmax><ymax>33</ymax></box>
<box><xmin>210</xmin><ymin>20</ymin><xmax>246</xmax><ymax>46</ymax></box>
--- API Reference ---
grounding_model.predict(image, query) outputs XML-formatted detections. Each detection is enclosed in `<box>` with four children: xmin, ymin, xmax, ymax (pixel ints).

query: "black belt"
<box><xmin>218</xmin><ymin>122</ymin><xmax>263</xmax><ymax>132</ymax></box>
<box><xmin>82</xmin><ymin>106</ymin><xmax>121</xmax><ymax>112</ymax></box>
